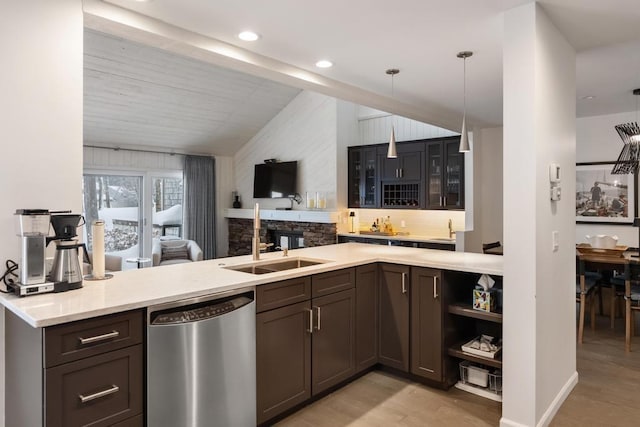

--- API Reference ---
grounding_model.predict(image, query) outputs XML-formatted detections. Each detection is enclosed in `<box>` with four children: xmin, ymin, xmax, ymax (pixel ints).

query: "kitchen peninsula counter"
<box><xmin>0</xmin><ymin>243</ymin><xmax>502</xmax><ymax>328</ymax></box>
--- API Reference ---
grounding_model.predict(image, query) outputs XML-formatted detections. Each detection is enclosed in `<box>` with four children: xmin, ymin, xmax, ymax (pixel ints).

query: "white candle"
<box><xmin>92</xmin><ymin>220</ymin><xmax>105</xmax><ymax>279</ymax></box>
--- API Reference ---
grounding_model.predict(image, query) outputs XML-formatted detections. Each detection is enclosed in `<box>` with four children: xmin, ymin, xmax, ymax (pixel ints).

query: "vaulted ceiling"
<box><xmin>84</xmin><ymin>30</ymin><xmax>301</xmax><ymax>156</ymax></box>
<box><xmin>83</xmin><ymin>0</ymin><xmax>640</xmax><ymax>155</ymax></box>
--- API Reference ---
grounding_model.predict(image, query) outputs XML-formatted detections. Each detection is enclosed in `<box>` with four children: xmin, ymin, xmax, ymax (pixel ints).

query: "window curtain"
<box><xmin>184</xmin><ymin>156</ymin><xmax>216</xmax><ymax>259</ymax></box>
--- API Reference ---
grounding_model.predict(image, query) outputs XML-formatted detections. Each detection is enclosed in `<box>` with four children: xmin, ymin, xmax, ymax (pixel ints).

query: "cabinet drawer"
<box><xmin>44</xmin><ymin>310</ymin><xmax>143</xmax><ymax>368</ymax></box>
<box><xmin>45</xmin><ymin>345</ymin><xmax>143</xmax><ymax>427</ymax></box>
<box><xmin>110</xmin><ymin>414</ymin><xmax>143</xmax><ymax>427</ymax></box>
<box><xmin>312</xmin><ymin>268</ymin><xmax>355</xmax><ymax>298</ymax></box>
<box><xmin>256</xmin><ymin>276</ymin><xmax>311</xmax><ymax>312</ymax></box>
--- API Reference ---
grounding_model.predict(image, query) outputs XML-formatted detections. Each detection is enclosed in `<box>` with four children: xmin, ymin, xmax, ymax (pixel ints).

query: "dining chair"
<box><xmin>576</xmin><ymin>270</ymin><xmax>602</xmax><ymax>344</ymax></box>
<box><xmin>482</xmin><ymin>241</ymin><xmax>502</xmax><ymax>255</ymax></box>
<box><xmin>625</xmin><ymin>281</ymin><xmax>640</xmax><ymax>351</ymax></box>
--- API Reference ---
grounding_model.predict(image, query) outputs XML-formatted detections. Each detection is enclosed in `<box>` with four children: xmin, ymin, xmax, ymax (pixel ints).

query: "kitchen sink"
<box><xmin>224</xmin><ymin>257</ymin><xmax>329</xmax><ymax>275</ymax></box>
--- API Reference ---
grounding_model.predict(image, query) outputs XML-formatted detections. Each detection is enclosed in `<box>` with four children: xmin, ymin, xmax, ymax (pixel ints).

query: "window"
<box><xmin>83</xmin><ymin>171</ymin><xmax>184</xmax><ymax>269</ymax></box>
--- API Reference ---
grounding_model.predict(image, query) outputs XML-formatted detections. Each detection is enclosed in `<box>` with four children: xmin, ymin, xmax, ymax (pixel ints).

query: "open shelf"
<box><xmin>448</xmin><ymin>345</ymin><xmax>502</xmax><ymax>369</ymax></box>
<box><xmin>448</xmin><ymin>303</ymin><xmax>502</xmax><ymax>323</ymax></box>
<box><xmin>454</xmin><ymin>381</ymin><xmax>503</xmax><ymax>402</ymax></box>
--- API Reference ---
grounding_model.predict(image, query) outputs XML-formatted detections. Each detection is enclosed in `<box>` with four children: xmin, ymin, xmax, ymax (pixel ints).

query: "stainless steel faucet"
<box><xmin>448</xmin><ymin>219</ymin><xmax>455</xmax><ymax>239</ymax></box>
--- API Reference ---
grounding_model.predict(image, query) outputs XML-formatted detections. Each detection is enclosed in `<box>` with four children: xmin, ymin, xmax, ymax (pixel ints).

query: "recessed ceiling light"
<box><xmin>315</xmin><ymin>60</ymin><xmax>333</xmax><ymax>69</ymax></box>
<box><xmin>238</xmin><ymin>31</ymin><xmax>260</xmax><ymax>41</ymax></box>
<box><xmin>580</xmin><ymin>95</ymin><xmax>596</xmax><ymax>100</ymax></box>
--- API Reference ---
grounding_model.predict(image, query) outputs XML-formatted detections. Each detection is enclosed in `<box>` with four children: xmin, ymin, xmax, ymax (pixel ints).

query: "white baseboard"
<box><xmin>536</xmin><ymin>371</ymin><xmax>578</xmax><ymax>427</ymax></box>
<box><xmin>499</xmin><ymin>371</ymin><xmax>578</xmax><ymax>427</ymax></box>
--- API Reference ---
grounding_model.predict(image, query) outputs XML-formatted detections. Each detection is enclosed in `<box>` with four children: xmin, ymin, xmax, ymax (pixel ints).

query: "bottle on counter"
<box><xmin>384</xmin><ymin>216</ymin><xmax>394</xmax><ymax>234</ymax></box>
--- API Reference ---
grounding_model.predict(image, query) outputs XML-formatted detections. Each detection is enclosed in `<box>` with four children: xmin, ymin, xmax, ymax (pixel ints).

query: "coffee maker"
<box><xmin>14</xmin><ymin>209</ymin><xmax>51</xmax><ymax>289</ymax></box>
<box><xmin>48</xmin><ymin>213</ymin><xmax>88</xmax><ymax>292</ymax></box>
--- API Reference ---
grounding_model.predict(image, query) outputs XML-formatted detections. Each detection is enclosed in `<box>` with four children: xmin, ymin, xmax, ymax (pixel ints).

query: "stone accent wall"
<box><xmin>228</xmin><ymin>218</ymin><xmax>337</xmax><ymax>256</ymax></box>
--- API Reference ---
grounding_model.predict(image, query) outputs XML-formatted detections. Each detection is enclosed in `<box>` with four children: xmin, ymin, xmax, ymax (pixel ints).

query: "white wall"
<box><xmin>502</xmin><ymin>3</ymin><xmax>576</xmax><ymax>427</ymax></box>
<box><xmin>0</xmin><ymin>1</ymin><xmax>84</xmax><ymax>424</ymax></box>
<box><xmin>234</xmin><ymin>91</ymin><xmax>338</xmax><ymax>210</ymax></box>
<box><xmin>459</xmin><ymin>126</ymin><xmax>504</xmax><ymax>253</ymax></box>
<box><xmin>336</xmin><ymin>100</ymin><xmax>359</xmax><ymax>210</ymax></box>
<box><xmin>479</xmin><ymin>127</ymin><xmax>504</xmax><ymax>245</ymax></box>
<box><xmin>576</xmin><ymin>111</ymin><xmax>638</xmax><ymax>246</ymax></box>
<box><xmin>356</xmin><ymin>106</ymin><xmax>457</xmax><ymax>146</ymax></box>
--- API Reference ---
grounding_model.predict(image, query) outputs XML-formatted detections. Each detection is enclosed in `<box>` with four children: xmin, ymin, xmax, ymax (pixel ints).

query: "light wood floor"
<box><xmin>276</xmin><ymin>316</ymin><xmax>640</xmax><ymax>427</ymax></box>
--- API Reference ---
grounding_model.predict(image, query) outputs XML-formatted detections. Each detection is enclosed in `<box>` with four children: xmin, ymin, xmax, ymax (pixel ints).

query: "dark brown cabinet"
<box><xmin>256</xmin><ymin>269</ymin><xmax>355</xmax><ymax>424</ymax></box>
<box><xmin>5</xmin><ymin>309</ymin><xmax>144</xmax><ymax>427</ymax></box>
<box><xmin>355</xmin><ymin>264</ymin><xmax>378</xmax><ymax>372</ymax></box>
<box><xmin>348</xmin><ymin>146</ymin><xmax>379</xmax><ymax>208</ymax></box>
<box><xmin>347</xmin><ymin>137</ymin><xmax>463</xmax><ymax>210</ymax></box>
<box><xmin>256</xmin><ymin>300</ymin><xmax>312</xmax><ymax>425</ymax></box>
<box><xmin>311</xmin><ymin>288</ymin><xmax>356</xmax><ymax>395</ymax></box>
<box><xmin>426</xmin><ymin>137</ymin><xmax>464</xmax><ymax>209</ymax></box>
<box><xmin>380</xmin><ymin>141</ymin><xmax>424</xmax><ymax>182</ymax></box>
<box><xmin>380</xmin><ymin>141</ymin><xmax>425</xmax><ymax>208</ymax></box>
<box><xmin>378</xmin><ymin>263</ymin><xmax>410</xmax><ymax>371</ymax></box>
<box><xmin>410</xmin><ymin>267</ymin><xmax>443</xmax><ymax>382</ymax></box>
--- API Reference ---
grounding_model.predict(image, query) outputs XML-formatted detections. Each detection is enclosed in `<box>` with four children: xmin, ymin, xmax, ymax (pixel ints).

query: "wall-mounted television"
<box><xmin>253</xmin><ymin>161</ymin><xmax>298</xmax><ymax>198</ymax></box>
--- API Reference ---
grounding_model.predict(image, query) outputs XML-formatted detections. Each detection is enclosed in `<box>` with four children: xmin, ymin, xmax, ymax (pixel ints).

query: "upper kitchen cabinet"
<box><xmin>347</xmin><ymin>137</ymin><xmax>463</xmax><ymax>210</ymax></box>
<box><xmin>379</xmin><ymin>141</ymin><xmax>425</xmax><ymax>209</ymax></box>
<box><xmin>426</xmin><ymin>137</ymin><xmax>464</xmax><ymax>210</ymax></box>
<box><xmin>348</xmin><ymin>146</ymin><xmax>379</xmax><ymax>208</ymax></box>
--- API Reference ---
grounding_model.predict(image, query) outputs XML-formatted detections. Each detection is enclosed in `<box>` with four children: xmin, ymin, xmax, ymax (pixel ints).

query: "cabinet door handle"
<box><xmin>79</xmin><ymin>385</ymin><xmax>120</xmax><ymax>404</ymax></box>
<box><xmin>78</xmin><ymin>330</ymin><xmax>120</xmax><ymax>345</ymax></box>
<box><xmin>443</xmin><ymin>196</ymin><xmax>447</xmax><ymax>206</ymax></box>
<box><xmin>433</xmin><ymin>276</ymin><xmax>439</xmax><ymax>299</ymax></box>
<box><xmin>439</xmin><ymin>196</ymin><xmax>443</xmax><ymax>207</ymax></box>
<box><xmin>401</xmin><ymin>272</ymin><xmax>407</xmax><ymax>294</ymax></box>
<box><xmin>315</xmin><ymin>306</ymin><xmax>321</xmax><ymax>331</ymax></box>
<box><xmin>306</xmin><ymin>308</ymin><xmax>314</xmax><ymax>334</ymax></box>
<box><xmin>400</xmin><ymin>168</ymin><xmax>403</xmax><ymax>178</ymax></box>
<box><xmin>395</xmin><ymin>168</ymin><xmax>399</xmax><ymax>178</ymax></box>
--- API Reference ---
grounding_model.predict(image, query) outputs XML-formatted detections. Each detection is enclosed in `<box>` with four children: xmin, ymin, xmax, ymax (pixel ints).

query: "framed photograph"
<box><xmin>576</xmin><ymin>162</ymin><xmax>637</xmax><ymax>224</ymax></box>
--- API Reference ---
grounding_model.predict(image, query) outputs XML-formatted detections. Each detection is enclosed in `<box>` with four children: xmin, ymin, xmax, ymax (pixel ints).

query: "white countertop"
<box><xmin>338</xmin><ymin>232</ymin><xmax>456</xmax><ymax>244</ymax></box>
<box><xmin>0</xmin><ymin>243</ymin><xmax>502</xmax><ymax>328</ymax></box>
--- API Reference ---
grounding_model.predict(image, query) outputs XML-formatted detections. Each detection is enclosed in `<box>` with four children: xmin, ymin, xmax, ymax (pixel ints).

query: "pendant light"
<box><xmin>612</xmin><ymin>89</ymin><xmax>640</xmax><ymax>175</ymax></box>
<box><xmin>457</xmin><ymin>51</ymin><xmax>473</xmax><ymax>152</ymax></box>
<box><xmin>386</xmin><ymin>68</ymin><xmax>399</xmax><ymax>158</ymax></box>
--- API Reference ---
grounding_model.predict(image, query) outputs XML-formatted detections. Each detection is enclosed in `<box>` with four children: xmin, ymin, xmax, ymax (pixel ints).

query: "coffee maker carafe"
<box><xmin>48</xmin><ymin>214</ymin><xmax>87</xmax><ymax>291</ymax></box>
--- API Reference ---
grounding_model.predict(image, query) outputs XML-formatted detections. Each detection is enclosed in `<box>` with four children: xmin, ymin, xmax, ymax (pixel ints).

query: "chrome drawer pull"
<box><xmin>433</xmin><ymin>276</ymin><xmax>439</xmax><ymax>299</ymax></box>
<box><xmin>306</xmin><ymin>308</ymin><xmax>313</xmax><ymax>334</ymax></box>
<box><xmin>78</xmin><ymin>330</ymin><xmax>120</xmax><ymax>345</ymax></box>
<box><xmin>315</xmin><ymin>306</ymin><xmax>321</xmax><ymax>331</ymax></box>
<box><xmin>79</xmin><ymin>385</ymin><xmax>120</xmax><ymax>403</ymax></box>
<box><xmin>401</xmin><ymin>272</ymin><xmax>407</xmax><ymax>294</ymax></box>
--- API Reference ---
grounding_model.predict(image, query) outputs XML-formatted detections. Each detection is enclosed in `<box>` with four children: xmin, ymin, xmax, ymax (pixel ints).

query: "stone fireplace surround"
<box><xmin>227</xmin><ymin>218</ymin><xmax>337</xmax><ymax>256</ymax></box>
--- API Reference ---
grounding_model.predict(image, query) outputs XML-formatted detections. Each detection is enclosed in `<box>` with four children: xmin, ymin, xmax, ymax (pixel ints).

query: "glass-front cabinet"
<box><xmin>426</xmin><ymin>139</ymin><xmax>464</xmax><ymax>209</ymax></box>
<box><xmin>348</xmin><ymin>136</ymin><xmax>463</xmax><ymax>210</ymax></box>
<box><xmin>348</xmin><ymin>146</ymin><xmax>378</xmax><ymax>208</ymax></box>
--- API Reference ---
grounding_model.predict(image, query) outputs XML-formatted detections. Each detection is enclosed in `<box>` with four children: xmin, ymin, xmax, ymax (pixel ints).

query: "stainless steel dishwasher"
<box><xmin>147</xmin><ymin>288</ymin><xmax>256</xmax><ymax>427</ymax></box>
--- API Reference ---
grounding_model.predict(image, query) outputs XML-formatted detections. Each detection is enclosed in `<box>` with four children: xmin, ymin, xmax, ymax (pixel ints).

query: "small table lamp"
<box><xmin>349</xmin><ymin>211</ymin><xmax>356</xmax><ymax>233</ymax></box>
<box><xmin>634</xmin><ymin>217</ymin><xmax>640</xmax><ymax>258</ymax></box>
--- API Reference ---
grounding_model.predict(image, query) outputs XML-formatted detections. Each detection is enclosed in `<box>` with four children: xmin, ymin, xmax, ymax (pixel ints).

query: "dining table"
<box><xmin>577</xmin><ymin>248</ymin><xmax>640</xmax><ymax>352</ymax></box>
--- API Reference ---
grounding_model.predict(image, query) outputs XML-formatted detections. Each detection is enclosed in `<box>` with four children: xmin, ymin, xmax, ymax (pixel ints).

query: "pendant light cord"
<box><xmin>463</xmin><ymin>56</ymin><xmax>467</xmax><ymax>119</ymax></box>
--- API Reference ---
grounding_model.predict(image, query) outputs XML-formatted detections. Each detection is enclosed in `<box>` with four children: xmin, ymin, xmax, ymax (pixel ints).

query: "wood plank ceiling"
<box><xmin>83</xmin><ymin>29</ymin><xmax>302</xmax><ymax>156</ymax></box>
